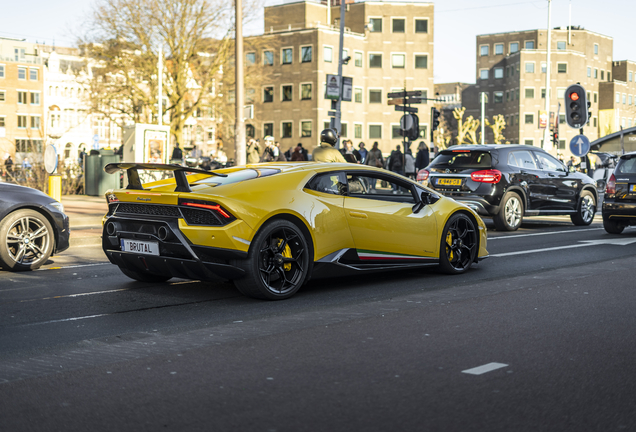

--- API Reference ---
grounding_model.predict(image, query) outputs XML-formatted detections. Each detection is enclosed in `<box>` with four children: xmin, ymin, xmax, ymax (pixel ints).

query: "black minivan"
<box><xmin>602</xmin><ymin>151</ymin><xmax>636</xmax><ymax>234</ymax></box>
<box><xmin>417</xmin><ymin>145</ymin><xmax>598</xmax><ymax>231</ymax></box>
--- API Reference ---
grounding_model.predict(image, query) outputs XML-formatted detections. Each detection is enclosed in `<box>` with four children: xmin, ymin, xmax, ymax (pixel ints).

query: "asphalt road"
<box><xmin>1</xmin><ymin>215</ymin><xmax>635</xmax><ymax>431</ymax></box>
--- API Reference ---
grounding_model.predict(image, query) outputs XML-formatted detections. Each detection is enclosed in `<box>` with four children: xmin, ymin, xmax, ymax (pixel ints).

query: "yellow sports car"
<box><xmin>102</xmin><ymin>162</ymin><xmax>488</xmax><ymax>300</ymax></box>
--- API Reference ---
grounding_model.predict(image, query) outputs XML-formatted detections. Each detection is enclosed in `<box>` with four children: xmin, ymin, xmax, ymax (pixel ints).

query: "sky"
<box><xmin>1</xmin><ymin>0</ymin><xmax>634</xmax><ymax>84</ymax></box>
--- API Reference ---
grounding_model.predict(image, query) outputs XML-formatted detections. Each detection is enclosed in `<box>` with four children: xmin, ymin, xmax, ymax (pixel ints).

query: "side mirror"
<box><xmin>412</xmin><ymin>190</ymin><xmax>439</xmax><ymax>214</ymax></box>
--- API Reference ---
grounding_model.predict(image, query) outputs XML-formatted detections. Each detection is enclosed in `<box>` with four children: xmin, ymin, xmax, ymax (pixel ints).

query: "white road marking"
<box><xmin>491</xmin><ymin>238</ymin><xmax>636</xmax><ymax>257</ymax></box>
<box><xmin>38</xmin><ymin>263</ymin><xmax>110</xmax><ymax>271</ymax></box>
<box><xmin>488</xmin><ymin>227</ymin><xmax>603</xmax><ymax>241</ymax></box>
<box><xmin>19</xmin><ymin>288</ymin><xmax>129</xmax><ymax>303</ymax></box>
<box><xmin>25</xmin><ymin>313</ymin><xmax>112</xmax><ymax>326</ymax></box>
<box><xmin>462</xmin><ymin>362</ymin><xmax>508</xmax><ymax>375</ymax></box>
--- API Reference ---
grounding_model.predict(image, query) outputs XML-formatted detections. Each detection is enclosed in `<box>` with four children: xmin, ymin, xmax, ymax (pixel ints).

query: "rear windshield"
<box><xmin>194</xmin><ymin>168</ymin><xmax>280</xmax><ymax>186</ymax></box>
<box><xmin>616</xmin><ymin>156</ymin><xmax>636</xmax><ymax>174</ymax></box>
<box><xmin>431</xmin><ymin>150</ymin><xmax>492</xmax><ymax>169</ymax></box>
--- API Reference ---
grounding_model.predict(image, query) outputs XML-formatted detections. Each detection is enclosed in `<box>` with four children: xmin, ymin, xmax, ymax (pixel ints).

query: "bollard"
<box><xmin>48</xmin><ymin>174</ymin><xmax>62</xmax><ymax>203</ymax></box>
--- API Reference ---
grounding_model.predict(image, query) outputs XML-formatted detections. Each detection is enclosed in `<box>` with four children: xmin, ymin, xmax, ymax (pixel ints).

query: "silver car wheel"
<box><xmin>580</xmin><ymin>195</ymin><xmax>595</xmax><ymax>224</ymax></box>
<box><xmin>504</xmin><ymin>196</ymin><xmax>522</xmax><ymax>228</ymax></box>
<box><xmin>5</xmin><ymin>215</ymin><xmax>51</xmax><ymax>266</ymax></box>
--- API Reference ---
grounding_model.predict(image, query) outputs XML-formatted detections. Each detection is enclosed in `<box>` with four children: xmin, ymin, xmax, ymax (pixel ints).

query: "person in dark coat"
<box><xmin>388</xmin><ymin>145</ymin><xmax>404</xmax><ymax>175</ymax></box>
<box><xmin>415</xmin><ymin>141</ymin><xmax>430</xmax><ymax>172</ymax></box>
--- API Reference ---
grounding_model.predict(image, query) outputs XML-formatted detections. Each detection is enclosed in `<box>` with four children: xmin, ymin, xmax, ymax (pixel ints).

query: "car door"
<box><xmin>506</xmin><ymin>149</ymin><xmax>545</xmax><ymax>211</ymax></box>
<box><xmin>533</xmin><ymin>151</ymin><xmax>578</xmax><ymax>211</ymax></box>
<box><xmin>343</xmin><ymin>171</ymin><xmax>439</xmax><ymax>260</ymax></box>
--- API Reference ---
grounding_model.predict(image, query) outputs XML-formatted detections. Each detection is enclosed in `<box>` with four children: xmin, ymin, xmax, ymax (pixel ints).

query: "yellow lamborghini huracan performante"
<box><xmin>102</xmin><ymin>162</ymin><xmax>488</xmax><ymax>300</ymax></box>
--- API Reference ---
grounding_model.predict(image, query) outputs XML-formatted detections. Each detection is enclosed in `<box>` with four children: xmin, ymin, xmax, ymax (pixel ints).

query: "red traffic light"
<box><xmin>569</xmin><ymin>92</ymin><xmax>580</xmax><ymax>101</ymax></box>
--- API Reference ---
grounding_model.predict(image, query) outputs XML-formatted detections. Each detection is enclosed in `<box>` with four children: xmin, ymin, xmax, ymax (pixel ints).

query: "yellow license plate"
<box><xmin>437</xmin><ymin>178</ymin><xmax>461</xmax><ymax>186</ymax></box>
<box><xmin>631</xmin><ymin>184</ymin><xmax>636</xmax><ymax>192</ymax></box>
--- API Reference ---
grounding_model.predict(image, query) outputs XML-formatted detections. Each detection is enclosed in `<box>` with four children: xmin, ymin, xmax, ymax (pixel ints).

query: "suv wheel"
<box><xmin>493</xmin><ymin>192</ymin><xmax>523</xmax><ymax>231</ymax></box>
<box><xmin>603</xmin><ymin>219</ymin><xmax>625</xmax><ymax>234</ymax></box>
<box><xmin>571</xmin><ymin>190</ymin><xmax>596</xmax><ymax>226</ymax></box>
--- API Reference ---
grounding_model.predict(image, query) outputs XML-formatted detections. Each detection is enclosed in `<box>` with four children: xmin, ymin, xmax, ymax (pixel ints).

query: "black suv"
<box><xmin>602</xmin><ymin>151</ymin><xmax>636</xmax><ymax>234</ymax></box>
<box><xmin>417</xmin><ymin>145</ymin><xmax>598</xmax><ymax>231</ymax></box>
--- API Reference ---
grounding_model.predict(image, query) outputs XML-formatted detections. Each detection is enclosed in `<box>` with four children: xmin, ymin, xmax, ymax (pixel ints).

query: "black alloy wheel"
<box><xmin>233</xmin><ymin>219</ymin><xmax>309</xmax><ymax>300</ymax></box>
<box><xmin>439</xmin><ymin>213</ymin><xmax>478</xmax><ymax>274</ymax></box>
<box><xmin>571</xmin><ymin>190</ymin><xmax>596</xmax><ymax>226</ymax></box>
<box><xmin>0</xmin><ymin>209</ymin><xmax>54</xmax><ymax>271</ymax></box>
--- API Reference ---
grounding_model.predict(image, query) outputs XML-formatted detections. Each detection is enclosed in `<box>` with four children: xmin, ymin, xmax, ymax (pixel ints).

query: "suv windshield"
<box><xmin>431</xmin><ymin>150</ymin><xmax>492</xmax><ymax>169</ymax></box>
<box><xmin>616</xmin><ymin>155</ymin><xmax>636</xmax><ymax>174</ymax></box>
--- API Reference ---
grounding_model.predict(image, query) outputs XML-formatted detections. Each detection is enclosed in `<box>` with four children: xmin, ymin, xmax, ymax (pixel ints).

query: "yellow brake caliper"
<box><xmin>446</xmin><ymin>231</ymin><xmax>454</xmax><ymax>261</ymax></box>
<box><xmin>278</xmin><ymin>239</ymin><xmax>292</xmax><ymax>271</ymax></box>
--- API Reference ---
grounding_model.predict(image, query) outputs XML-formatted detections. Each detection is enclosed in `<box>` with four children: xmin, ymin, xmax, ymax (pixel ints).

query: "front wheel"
<box><xmin>493</xmin><ymin>192</ymin><xmax>523</xmax><ymax>231</ymax></box>
<box><xmin>438</xmin><ymin>213</ymin><xmax>478</xmax><ymax>274</ymax></box>
<box><xmin>571</xmin><ymin>190</ymin><xmax>596</xmax><ymax>226</ymax></box>
<box><xmin>232</xmin><ymin>220</ymin><xmax>310</xmax><ymax>300</ymax></box>
<box><xmin>0</xmin><ymin>209</ymin><xmax>55</xmax><ymax>271</ymax></box>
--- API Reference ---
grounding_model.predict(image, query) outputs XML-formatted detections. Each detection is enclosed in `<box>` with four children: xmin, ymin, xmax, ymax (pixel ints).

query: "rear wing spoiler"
<box><xmin>104</xmin><ymin>163</ymin><xmax>227</xmax><ymax>193</ymax></box>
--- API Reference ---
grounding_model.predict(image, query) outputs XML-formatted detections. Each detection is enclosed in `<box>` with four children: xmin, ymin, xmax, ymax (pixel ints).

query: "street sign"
<box><xmin>570</xmin><ymin>134</ymin><xmax>591</xmax><ymax>157</ymax></box>
<box><xmin>325</xmin><ymin>74</ymin><xmax>340</xmax><ymax>100</ymax></box>
<box><xmin>400</xmin><ymin>114</ymin><xmax>415</xmax><ymax>130</ymax></box>
<box><xmin>388</xmin><ymin>97</ymin><xmax>423</xmax><ymax>105</ymax></box>
<box><xmin>395</xmin><ymin>105</ymin><xmax>418</xmax><ymax>113</ymax></box>
<box><xmin>342</xmin><ymin>77</ymin><xmax>353</xmax><ymax>102</ymax></box>
<box><xmin>44</xmin><ymin>145</ymin><xmax>58</xmax><ymax>174</ymax></box>
<box><xmin>387</xmin><ymin>90</ymin><xmax>422</xmax><ymax>98</ymax></box>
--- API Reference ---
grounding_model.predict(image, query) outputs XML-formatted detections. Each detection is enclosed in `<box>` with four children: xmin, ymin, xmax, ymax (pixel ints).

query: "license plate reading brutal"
<box><xmin>437</xmin><ymin>178</ymin><xmax>462</xmax><ymax>186</ymax></box>
<box><xmin>121</xmin><ymin>239</ymin><xmax>159</xmax><ymax>255</ymax></box>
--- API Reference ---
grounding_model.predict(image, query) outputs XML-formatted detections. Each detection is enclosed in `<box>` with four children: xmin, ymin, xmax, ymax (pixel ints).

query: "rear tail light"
<box><xmin>470</xmin><ymin>169</ymin><xmax>502</xmax><ymax>183</ymax></box>
<box><xmin>179</xmin><ymin>199</ymin><xmax>235</xmax><ymax>222</ymax></box>
<box><xmin>605</xmin><ymin>173</ymin><xmax>616</xmax><ymax>196</ymax></box>
<box><xmin>416</xmin><ymin>169</ymin><xmax>430</xmax><ymax>182</ymax></box>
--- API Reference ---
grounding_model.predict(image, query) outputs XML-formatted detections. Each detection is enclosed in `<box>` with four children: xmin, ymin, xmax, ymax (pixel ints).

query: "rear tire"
<box><xmin>438</xmin><ymin>213</ymin><xmax>478</xmax><ymax>275</ymax></box>
<box><xmin>493</xmin><ymin>192</ymin><xmax>523</xmax><ymax>231</ymax></box>
<box><xmin>232</xmin><ymin>219</ymin><xmax>310</xmax><ymax>300</ymax></box>
<box><xmin>603</xmin><ymin>219</ymin><xmax>625</xmax><ymax>234</ymax></box>
<box><xmin>571</xmin><ymin>190</ymin><xmax>596</xmax><ymax>226</ymax></box>
<box><xmin>119</xmin><ymin>267</ymin><xmax>172</xmax><ymax>283</ymax></box>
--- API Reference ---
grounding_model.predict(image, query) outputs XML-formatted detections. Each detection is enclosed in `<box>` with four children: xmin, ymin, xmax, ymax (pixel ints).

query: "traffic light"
<box><xmin>552</xmin><ymin>130</ymin><xmax>559</xmax><ymax>146</ymax></box>
<box><xmin>565</xmin><ymin>84</ymin><xmax>588</xmax><ymax>128</ymax></box>
<box><xmin>431</xmin><ymin>108</ymin><xmax>441</xmax><ymax>132</ymax></box>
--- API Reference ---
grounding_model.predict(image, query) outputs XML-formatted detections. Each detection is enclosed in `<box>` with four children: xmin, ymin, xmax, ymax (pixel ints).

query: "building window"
<box><xmin>510</xmin><ymin>42</ymin><xmax>519</xmax><ymax>54</ymax></box>
<box><xmin>301</xmin><ymin>46</ymin><xmax>312</xmax><ymax>63</ymax></box>
<box><xmin>369</xmin><ymin>17</ymin><xmax>382</xmax><ymax>32</ymax></box>
<box><xmin>369</xmin><ymin>89</ymin><xmax>382</xmax><ymax>103</ymax></box>
<box><xmin>630</xmin><ymin>95</ymin><xmax>633</xmax><ymax>105</ymax></box>
<box><xmin>494</xmin><ymin>67</ymin><xmax>503</xmax><ymax>79</ymax></box>
<box><xmin>495</xmin><ymin>44</ymin><xmax>503</xmax><ymax>55</ymax></box>
<box><xmin>630</xmin><ymin>71</ymin><xmax>633</xmax><ymax>82</ymax></box>
<box><xmin>525</xmin><ymin>114</ymin><xmax>534</xmax><ymax>124</ymax></box>
<box><xmin>525</xmin><ymin>62</ymin><xmax>535</xmax><ymax>73</ymax></box>
<box><xmin>354</xmin><ymin>87</ymin><xmax>362</xmax><ymax>103</ymax></box>
<box><xmin>607</xmin><ymin>72</ymin><xmax>611</xmax><ymax>81</ymax></box>
<box><xmin>594</xmin><ymin>68</ymin><xmax>598</xmax><ymax>79</ymax></box>
<box><xmin>557</xmin><ymin>41</ymin><xmax>566</xmax><ymax>50</ymax></box>
<box><xmin>282</xmin><ymin>48</ymin><xmax>293</xmax><ymax>64</ymax></box>
<box><xmin>30</xmin><ymin>92</ymin><xmax>40</xmax><ymax>105</ymax></box>
<box><xmin>480</xmin><ymin>45</ymin><xmax>489</xmax><ymax>56</ymax></box>
<box><xmin>246</xmin><ymin>52</ymin><xmax>256</xmax><ymax>65</ymax></box>
<box><xmin>480</xmin><ymin>69</ymin><xmax>489</xmax><ymax>80</ymax></box>
<box><xmin>392</xmin><ymin>54</ymin><xmax>405</xmax><ymax>68</ymax></box>
<box><xmin>263</xmin><ymin>86</ymin><xmax>274</xmax><ymax>103</ymax></box>
<box><xmin>301</xmin><ymin>121</ymin><xmax>312</xmax><ymax>137</ymax></box>
<box><xmin>524</xmin><ymin>139</ymin><xmax>533</xmax><ymax>146</ymax></box>
<box><xmin>415</xmin><ymin>19</ymin><xmax>428</xmax><ymax>33</ymax></box>
<box><xmin>369</xmin><ymin>53</ymin><xmax>382</xmax><ymax>68</ymax></box>
<box><xmin>587</xmin><ymin>67</ymin><xmax>591</xmax><ymax>77</ymax></box>
<box><xmin>391</xmin><ymin>125</ymin><xmax>402</xmax><ymax>139</ymax></box>
<box><xmin>263</xmin><ymin>50</ymin><xmax>273</xmax><ymax>66</ymax></box>
<box><xmin>557</xmin><ymin>63</ymin><xmax>567</xmax><ymax>73</ymax></box>
<box><xmin>263</xmin><ymin>123</ymin><xmax>273</xmax><ymax>138</ymax></box>
<box><xmin>354</xmin><ymin>51</ymin><xmax>362</xmax><ymax>67</ymax></box>
<box><xmin>623</xmin><ymin>94</ymin><xmax>627</xmax><ymax>104</ymax></box>
<box><xmin>282</xmin><ymin>85</ymin><xmax>292</xmax><ymax>101</ymax></box>
<box><xmin>0</xmin><ymin>116</ymin><xmax>4</xmax><ymax>127</ymax></box>
<box><xmin>31</xmin><ymin>116</ymin><xmax>41</xmax><ymax>129</ymax></box>
<box><xmin>282</xmin><ymin>122</ymin><xmax>292</xmax><ymax>138</ymax></box>
<box><xmin>17</xmin><ymin>115</ymin><xmax>27</xmax><ymax>128</ymax></box>
<box><xmin>369</xmin><ymin>124</ymin><xmax>382</xmax><ymax>139</ymax></box>
<box><xmin>18</xmin><ymin>67</ymin><xmax>26</xmax><ymax>80</ymax></box>
<box><xmin>494</xmin><ymin>92</ymin><xmax>503</xmax><ymax>103</ymax></box>
<box><xmin>354</xmin><ymin>124</ymin><xmax>362</xmax><ymax>139</ymax></box>
<box><xmin>324</xmin><ymin>46</ymin><xmax>333</xmax><ymax>63</ymax></box>
<box><xmin>516</xmin><ymin>89</ymin><xmax>519</xmax><ymax>100</ymax></box>
<box><xmin>557</xmin><ymin>88</ymin><xmax>566</xmax><ymax>99</ymax></box>
<box><xmin>525</xmin><ymin>41</ymin><xmax>535</xmax><ymax>49</ymax></box>
<box><xmin>340</xmin><ymin>123</ymin><xmax>348</xmax><ymax>138</ymax></box>
<box><xmin>301</xmin><ymin>83</ymin><xmax>312</xmax><ymax>100</ymax></box>
<box><xmin>29</xmin><ymin>68</ymin><xmax>38</xmax><ymax>80</ymax></box>
<box><xmin>0</xmin><ymin>91</ymin><xmax>4</xmax><ymax>102</ymax></box>
<box><xmin>594</xmin><ymin>44</ymin><xmax>598</xmax><ymax>55</ymax></box>
<box><xmin>0</xmin><ymin>65</ymin><xmax>4</xmax><ymax>78</ymax></box>
<box><xmin>594</xmin><ymin>92</ymin><xmax>598</xmax><ymax>103</ymax></box>
<box><xmin>18</xmin><ymin>91</ymin><xmax>27</xmax><ymax>104</ymax></box>
<box><xmin>601</xmin><ymin>70</ymin><xmax>605</xmax><ymax>80</ymax></box>
<box><xmin>392</xmin><ymin>18</ymin><xmax>405</xmax><ymax>33</ymax></box>
<box><xmin>414</xmin><ymin>55</ymin><xmax>428</xmax><ymax>69</ymax></box>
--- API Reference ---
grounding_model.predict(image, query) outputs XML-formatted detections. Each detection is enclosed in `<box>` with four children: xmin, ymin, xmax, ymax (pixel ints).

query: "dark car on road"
<box><xmin>417</xmin><ymin>144</ymin><xmax>598</xmax><ymax>231</ymax></box>
<box><xmin>602</xmin><ymin>151</ymin><xmax>636</xmax><ymax>234</ymax></box>
<box><xmin>0</xmin><ymin>183</ymin><xmax>70</xmax><ymax>270</ymax></box>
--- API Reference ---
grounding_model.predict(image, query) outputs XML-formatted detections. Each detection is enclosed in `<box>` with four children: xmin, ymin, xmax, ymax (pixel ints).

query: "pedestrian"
<box><xmin>246</xmin><ymin>139</ymin><xmax>261</xmax><ymax>164</ymax></box>
<box><xmin>170</xmin><ymin>142</ymin><xmax>183</xmax><ymax>163</ymax></box>
<box><xmin>274</xmin><ymin>141</ymin><xmax>287</xmax><ymax>161</ymax></box>
<box><xmin>4</xmin><ymin>154</ymin><xmax>13</xmax><ymax>176</ymax></box>
<box><xmin>388</xmin><ymin>145</ymin><xmax>404</xmax><ymax>176</ymax></box>
<box><xmin>357</xmin><ymin>142</ymin><xmax>368</xmax><ymax>164</ymax></box>
<box><xmin>312</xmin><ymin>129</ymin><xmax>347</xmax><ymax>163</ymax></box>
<box><xmin>340</xmin><ymin>140</ymin><xmax>360</xmax><ymax>163</ymax></box>
<box><xmin>190</xmin><ymin>145</ymin><xmax>202</xmax><ymax>159</ymax></box>
<box><xmin>298</xmin><ymin>143</ymin><xmax>308</xmax><ymax>161</ymax></box>
<box><xmin>291</xmin><ymin>146</ymin><xmax>306</xmax><ymax>161</ymax></box>
<box><xmin>415</xmin><ymin>141</ymin><xmax>430</xmax><ymax>172</ymax></box>
<box><xmin>261</xmin><ymin>136</ymin><xmax>276</xmax><ymax>162</ymax></box>
<box><xmin>404</xmin><ymin>148</ymin><xmax>416</xmax><ymax>179</ymax></box>
<box><xmin>365</xmin><ymin>141</ymin><xmax>384</xmax><ymax>169</ymax></box>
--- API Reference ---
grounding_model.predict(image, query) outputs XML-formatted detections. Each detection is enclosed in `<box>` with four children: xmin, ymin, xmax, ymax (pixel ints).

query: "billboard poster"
<box><xmin>325</xmin><ymin>74</ymin><xmax>340</xmax><ymax>100</ymax></box>
<box><xmin>539</xmin><ymin>110</ymin><xmax>548</xmax><ymax>129</ymax></box>
<box><xmin>342</xmin><ymin>77</ymin><xmax>353</xmax><ymax>102</ymax></box>
<box><xmin>144</xmin><ymin>130</ymin><xmax>168</xmax><ymax>163</ymax></box>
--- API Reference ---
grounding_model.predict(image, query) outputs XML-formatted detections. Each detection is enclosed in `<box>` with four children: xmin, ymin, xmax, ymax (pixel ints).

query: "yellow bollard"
<box><xmin>48</xmin><ymin>174</ymin><xmax>62</xmax><ymax>203</ymax></box>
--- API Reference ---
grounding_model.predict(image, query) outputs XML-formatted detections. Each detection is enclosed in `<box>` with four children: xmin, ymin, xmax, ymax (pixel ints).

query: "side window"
<box><xmin>508</xmin><ymin>150</ymin><xmax>537</xmax><ymax>169</ymax></box>
<box><xmin>346</xmin><ymin>173</ymin><xmax>415</xmax><ymax>203</ymax></box>
<box><xmin>535</xmin><ymin>152</ymin><xmax>565</xmax><ymax>172</ymax></box>
<box><xmin>305</xmin><ymin>172</ymin><xmax>346</xmax><ymax>195</ymax></box>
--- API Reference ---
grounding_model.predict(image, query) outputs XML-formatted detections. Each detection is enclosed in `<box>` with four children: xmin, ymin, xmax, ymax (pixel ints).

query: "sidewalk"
<box><xmin>61</xmin><ymin>195</ymin><xmax>108</xmax><ymax>247</ymax></box>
